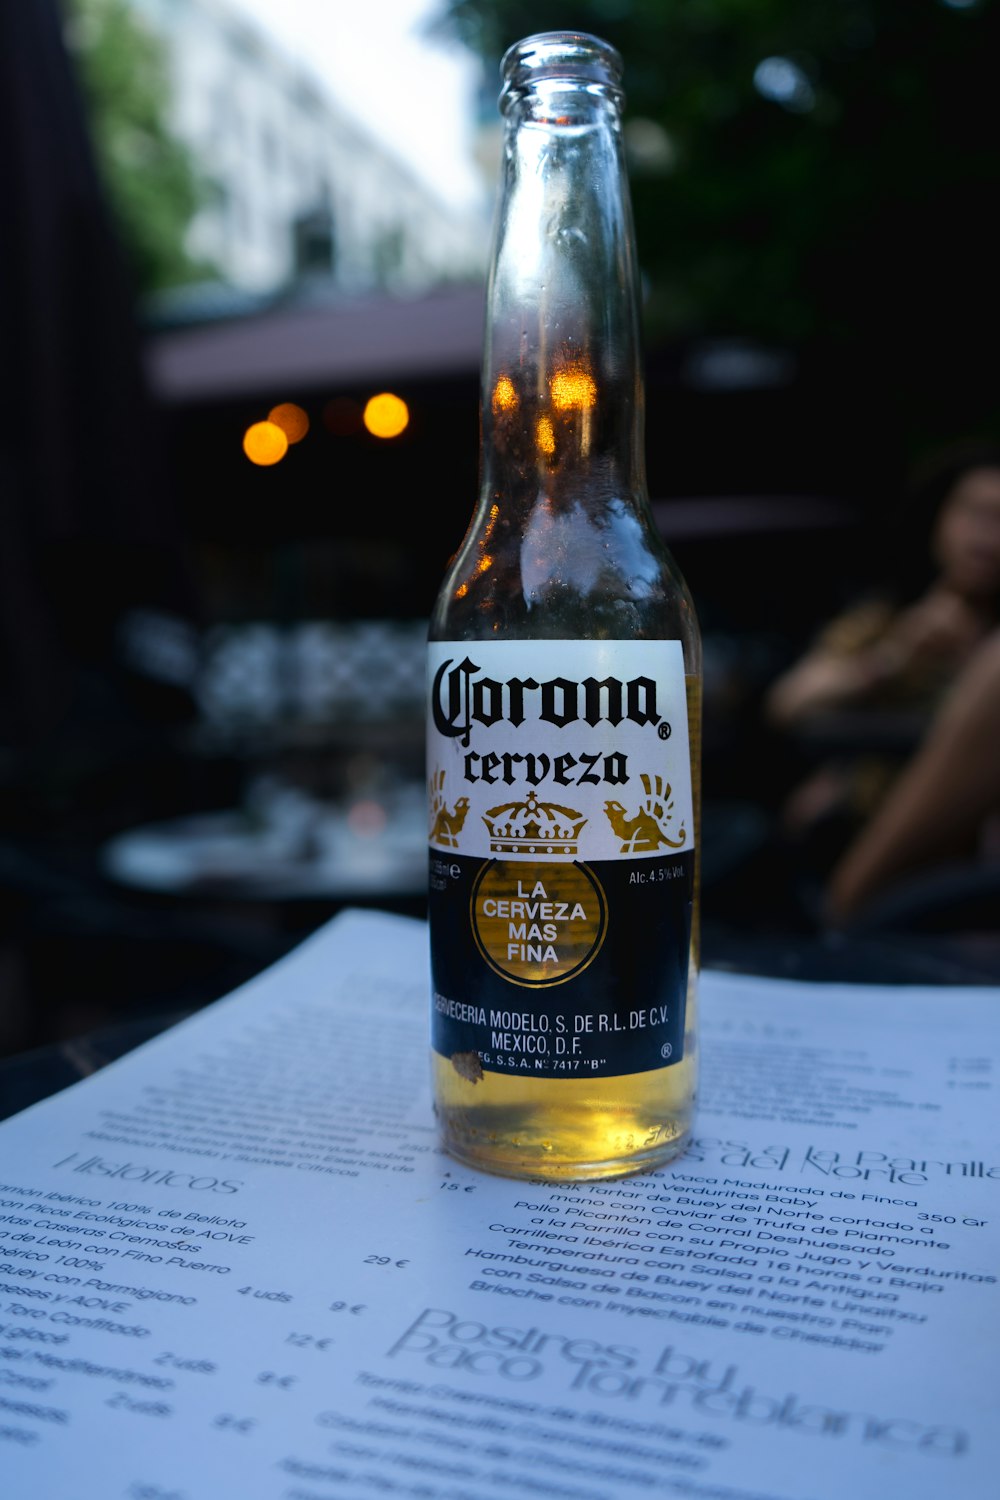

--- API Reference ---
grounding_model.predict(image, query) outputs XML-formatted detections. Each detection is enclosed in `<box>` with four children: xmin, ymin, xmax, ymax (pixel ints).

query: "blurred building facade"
<box><xmin>129</xmin><ymin>0</ymin><xmax>486</xmax><ymax>294</ymax></box>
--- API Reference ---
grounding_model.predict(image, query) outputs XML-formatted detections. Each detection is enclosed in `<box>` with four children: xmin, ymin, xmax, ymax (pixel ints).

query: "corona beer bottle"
<box><xmin>427</xmin><ymin>32</ymin><xmax>700</xmax><ymax>1179</ymax></box>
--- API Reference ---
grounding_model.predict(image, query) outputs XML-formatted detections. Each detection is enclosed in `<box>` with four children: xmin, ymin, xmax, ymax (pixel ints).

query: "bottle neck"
<box><xmin>480</xmin><ymin>64</ymin><xmax>646</xmax><ymax>517</ymax></box>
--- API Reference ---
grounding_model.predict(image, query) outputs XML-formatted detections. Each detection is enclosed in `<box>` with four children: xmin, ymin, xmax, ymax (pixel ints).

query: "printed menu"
<box><xmin>1</xmin><ymin>909</ymin><xmax>997</xmax><ymax>1499</ymax></box>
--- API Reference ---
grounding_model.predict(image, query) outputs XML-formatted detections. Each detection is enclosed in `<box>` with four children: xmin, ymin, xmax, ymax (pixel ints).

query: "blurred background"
<box><xmin>2</xmin><ymin>0</ymin><xmax>1000</xmax><ymax>1066</ymax></box>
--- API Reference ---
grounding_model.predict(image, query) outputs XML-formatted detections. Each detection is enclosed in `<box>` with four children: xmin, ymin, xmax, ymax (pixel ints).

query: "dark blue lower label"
<box><xmin>429</xmin><ymin>850</ymin><xmax>693</xmax><ymax>1079</ymax></box>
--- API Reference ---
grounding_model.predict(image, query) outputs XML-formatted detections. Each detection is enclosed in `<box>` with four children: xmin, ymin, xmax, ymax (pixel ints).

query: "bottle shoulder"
<box><xmin>430</xmin><ymin>503</ymin><xmax>700</xmax><ymax>668</ymax></box>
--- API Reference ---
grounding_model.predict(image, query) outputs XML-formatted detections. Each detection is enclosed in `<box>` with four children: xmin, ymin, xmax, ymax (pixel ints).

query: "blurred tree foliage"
<box><xmin>436</xmin><ymin>0</ymin><xmax>999</xmax><ymax>393</ymax></box>
<box><xmin>64</xmin><ymin>0</ymin><xmax>207</xmax><ymax>293</ymax></box>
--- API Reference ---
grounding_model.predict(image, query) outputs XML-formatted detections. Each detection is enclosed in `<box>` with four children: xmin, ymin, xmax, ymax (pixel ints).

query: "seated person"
<box><xmin>765</xmin><ymin>446</ymin><xmax>1000</xmax><ymax>843</ymax></box>
<box><xmin>826</xmin><ymin>629</ymin><xmax>1000</xmax><ymax>924</ymax></box>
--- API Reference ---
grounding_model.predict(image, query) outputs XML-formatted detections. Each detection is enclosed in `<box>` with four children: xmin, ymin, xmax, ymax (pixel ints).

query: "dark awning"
<box><xmin>144</xmin><ymin>283</ymin><xmax>486</xmax><ymax>405</ymax></box>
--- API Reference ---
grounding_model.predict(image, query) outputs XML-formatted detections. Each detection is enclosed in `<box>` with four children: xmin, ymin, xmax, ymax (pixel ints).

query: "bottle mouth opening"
<box><xmin>500</xmin><ymin>31</ymin><xmax>624</xmax><ymax>113</ymax></box>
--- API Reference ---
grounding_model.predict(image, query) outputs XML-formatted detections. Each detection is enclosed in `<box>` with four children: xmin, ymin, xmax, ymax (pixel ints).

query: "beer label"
<box><xmin>428</xmin><ymin>640</ymin><xmax>695</xmax><ymax>1079</ymax></box>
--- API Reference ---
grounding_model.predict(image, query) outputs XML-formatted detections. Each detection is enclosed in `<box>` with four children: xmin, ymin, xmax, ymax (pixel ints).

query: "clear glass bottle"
<box><xmin>427</xmin><ymin>32</ymin><xmax>700</xmax><ymax>1180</ymax></box>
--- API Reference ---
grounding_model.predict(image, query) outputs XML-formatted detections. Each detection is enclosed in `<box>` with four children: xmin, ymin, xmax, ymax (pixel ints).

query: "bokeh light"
<box><xmin>492</xmin><ymin>375</ymin><xmax>518</xmax><ymax>413</ymax></box>
<box><xmin>268</xmin><ymin>402</ymin><xmax>310</xmax><ymax>443</ymax></box>
<box><xmin>551</xmin><ymin>365</ymin><xmax>597</xmax><ymax>410</ymax></box>
<box><xmin>536</xmin><ymin>416</ymin><xmax>556</xmax><ymax>455</ymax></box>
<box><xmin>243</xmin><ymin>420</ymin><xmax>288</xmax><ymax>466</ymax></box>
<box><xmin>753</xmin><ymin>56</ymin><xmax>816</xmax><ymax>114</ymax></box>
<box><xmin>363</xmin><ymin>392</ymin><xmax>410</xmax><ymax>439</ymax></box>
<box><xmin>347</xmin><ymin>799</ymin><xmax>388</xmax><ymax>837</ymax></box>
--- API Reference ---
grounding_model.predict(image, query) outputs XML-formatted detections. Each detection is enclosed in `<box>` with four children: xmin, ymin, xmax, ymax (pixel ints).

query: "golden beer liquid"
<box><xmin>432</xmin><ymin>676</ymin><xmax>701</xmax><ymax>1181</ymax></box>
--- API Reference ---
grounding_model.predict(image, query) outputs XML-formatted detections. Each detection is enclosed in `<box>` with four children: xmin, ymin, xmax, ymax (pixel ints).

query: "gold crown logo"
<box><xmin>482</xmin><ymin>790</ymin><xmax>588</xmax><ymax>855</ymax></box>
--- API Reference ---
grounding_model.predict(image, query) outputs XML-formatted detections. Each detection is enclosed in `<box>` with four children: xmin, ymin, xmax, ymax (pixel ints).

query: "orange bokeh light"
<box><xmin>536</xmin><ymin>416</ymin><xmax>556</xmax><ymax>455</ymax></box>
<box><xmin>268</xmin><ymin>402</ymin><xmax>310</xmax><ymax>443</ymax></box>
<box><xmin>551</xmin><ymin>365</ymin><xmax>597</xmax><ymax>410</ymax></box>
<box><xmin>243</xmin><ymin>420</ymin><xmax>288</xmax><ymax>466</ymax></box>
<box><xmin>363</xmin><ymin>392</ymin><xmax>410</xmax><ymax>439</ymax></box>
<box><xmin>492</xmin><ymin>375</ymin><xmax>518</xmax><ymax>413</ymax></box>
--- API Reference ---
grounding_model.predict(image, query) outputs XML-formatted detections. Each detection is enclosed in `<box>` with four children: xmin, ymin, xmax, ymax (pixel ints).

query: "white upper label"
<box><xmin>428</xmin><ymin>639</ymin><xmax>695</xmax><ymax>862</ymax></box>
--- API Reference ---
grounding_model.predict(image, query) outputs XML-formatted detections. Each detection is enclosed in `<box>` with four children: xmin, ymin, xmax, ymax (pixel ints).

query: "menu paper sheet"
<box><xmin>0</xmin><ymin>909</ymin><xmax>997</xmax><ymax>1500</ymax></box>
